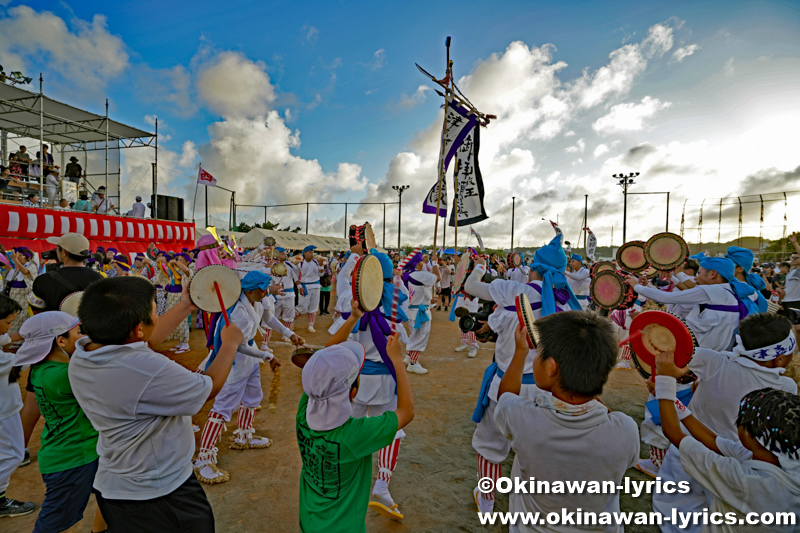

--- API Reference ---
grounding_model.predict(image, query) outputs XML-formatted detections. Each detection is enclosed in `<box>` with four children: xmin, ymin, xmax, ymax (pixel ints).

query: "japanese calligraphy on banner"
<box><xmin>585</xmin><ymin>227</ymin><xmax>597</xmax><ymax>261</ymax></box>
<box><xmin>449</xmin><ymin>125</ymin><xmax>488</xmax><ymax>227</ymax></box>
<box><xmin>422</xmin><ymin>98</ymin><xmax>479</xmax><ymax>217</ymax></box>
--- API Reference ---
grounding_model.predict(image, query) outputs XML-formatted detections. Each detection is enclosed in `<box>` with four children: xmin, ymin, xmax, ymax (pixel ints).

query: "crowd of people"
<box><xmin>0</xmin><ymin>226</ymin><xmax>798</xmax><ymax>532</ymax></box>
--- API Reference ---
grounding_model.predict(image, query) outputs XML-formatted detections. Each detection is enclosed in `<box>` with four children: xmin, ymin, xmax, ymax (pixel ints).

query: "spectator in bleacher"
<box><xmin>91</xmin><ymin>186</ymin><xmax>114</xmax><ymax>215</ymax></box>
<box><xmin>45</xmin><ymin>168</ymin><xmax>60</xmax><ymax>207</ymax></box>
<box><xmin>15</xmin><ymin>146</ymin><xmax>30</xmax><ymax>175</ymax></box>
<box><xmin>8</xmin><ymin>153</ymin><xmax>24</xmax><ymax>180</ymax></box>
<box><xmin>126</xmin><ymin>196</ymin><xmax>145</xmax><ymax>218</ymax></box>
<box><xmin>41</xmin><ymin>145</ymin><xmax>58</xmax><ymax>178</ymax></box>
<box><xmin>22</xmin><ymin>193</ymin><xmax>41</xmax><ymax>208</ymax></box>
<box><xmin>64</xmin><ymin>156</ymin><xmax>83</xmax><ymax>185</ymax></box>
<box><xmin>73</xmin><ymin>193</ymin><xmax>91</xmax><ymax>212</ymax></box>
<box><xmin>4</xmin><ymin>166</ymin><xmax>30</xmax><ymax>199</ymax></box>
<box><xmin>54</xmin><ymin>198</ymin><xmax>70</xmax><ymax>210</ymax></box>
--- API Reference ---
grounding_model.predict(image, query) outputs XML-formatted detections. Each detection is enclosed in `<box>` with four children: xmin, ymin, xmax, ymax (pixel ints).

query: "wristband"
<box><xmin>674</xmin><ymin>400</ymin><xmax>692</xmax><ymax>421</ymax></box>
<box><xmin>263</xmin><ymin>351</ymin><xmax>274</xmax><ymax>362</ymax></box>
<box><xmin>654</xmin><ymin>375</ymin><xmax>677</xmax><ymax>400</ymax></box>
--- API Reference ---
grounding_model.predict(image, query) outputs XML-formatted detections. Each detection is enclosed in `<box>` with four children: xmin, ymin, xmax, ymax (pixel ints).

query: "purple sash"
<box><xmin>356</xmin><ymin>309</ymin><xmax>397</xmax><ymax>382</ymax></box>
<box><xmin>8</xmin><ymin>280</ymin><xmax>26</xmax><ymax>289</ymax></box>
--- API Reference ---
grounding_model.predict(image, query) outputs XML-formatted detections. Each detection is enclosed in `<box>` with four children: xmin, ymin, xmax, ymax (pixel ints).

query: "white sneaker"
<box><xmin>407</xmin><ymin>362</ymin><xmax>428</xmax><ymax>375</ymax></box>
<box><xmin>634</xmin><ymin>458</ymin><xmax>659</xmax><ymax>478</ymax></box>
<box><xmin>403</xmin><ymin>355</ymin><xmax>410</xmax><ymax>365</ymax></box>
<box><xmin>473</xmin><ymin>486</ymin><xmax>494</xmax><ymax>514</ymax></box>
<box><xmin>308</xmin><ymin>326</ymin><xmax>316</xmax><ymax>333</ymax></box>
<box><xmin>468</xmin><ymin>346</ymin><xmax>478</xmax><ymax>358</ymax></box>
<box><xmin>192</xmin><ymin>424</ymin><xmax>200</xmax><ymax>433</ymax></box>
<box><xmin>615</xmin><ymin>359</ymin><xmax>631</xmax><ymax>369</ymax></box>
<box><xmin>454</xmin><ymin>344</ymin><xmax>469</xmax><ymax>352</ymax></box>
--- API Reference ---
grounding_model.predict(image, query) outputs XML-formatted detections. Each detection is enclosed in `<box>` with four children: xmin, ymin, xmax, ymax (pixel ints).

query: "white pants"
<box><xmin>297</xmin><ymin>287</ymin><xmax>320</xmax><ymax>315</ymax></box>
<box><xmin>209</xmin><ymin>365</ymin><xmax>263</xmax><ymax>422</ymax></box>
<box><xmin>407</xmin><ymin>320</ymin><xmax>431</xmax><ymax>352</ymax></box>
<box><xmin>0</xmin><ymin>414</ymin><xmax>24</xmax><ymax>493</ymax></box>
<box><xmin>652</xmin><ymin>445</ymin><xmax>709</xmax><ymax>533</ymax></box>
<box><xmin>275</xmin><ymin>296</ymin><xmax>295</xmax><ymax>322</ymax></box>
<box><xmin>471</xmin><ymin>399</ymin><xmax>512</xmax><ymax>464</ymax></box>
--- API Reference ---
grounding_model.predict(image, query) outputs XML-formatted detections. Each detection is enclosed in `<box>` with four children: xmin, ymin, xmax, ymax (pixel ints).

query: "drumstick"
<box><xmin>213</xmin><ymin>281</ymin><xmax>230</xmax><ymax>327</ymax></box>
<box><xmin>618</xmin><ymin>330</ymin><xmax>642</xmax><ymax>347</ymax></box>
<box><xmin>391</xmin><ymin>282</ymin><xmax>400</xmax><ymax>326</ymax></box>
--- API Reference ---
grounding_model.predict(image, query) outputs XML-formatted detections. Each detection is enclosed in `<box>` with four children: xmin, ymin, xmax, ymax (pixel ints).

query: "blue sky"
<box><xmin>3</xmin><ymin>1</ymin><xmax>800</xmax><ymax>247</ymax></box>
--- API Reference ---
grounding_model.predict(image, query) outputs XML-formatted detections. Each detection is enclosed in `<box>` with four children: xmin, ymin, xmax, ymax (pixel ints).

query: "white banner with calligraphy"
<box><xmin>449</xmin><ymin>125</ymin><xmax>488</xmax><ymax>227</ymax></box>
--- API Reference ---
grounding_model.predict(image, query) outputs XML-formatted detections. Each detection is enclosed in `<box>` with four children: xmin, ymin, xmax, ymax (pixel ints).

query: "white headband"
<box><xmin>732</xmin><ymin>331</ymin><xmax>796</xmax><ymax>362</ymax></box>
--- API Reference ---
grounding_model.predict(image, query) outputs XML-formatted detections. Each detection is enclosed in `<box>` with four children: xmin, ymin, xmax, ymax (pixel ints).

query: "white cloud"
<box><xmin>301</xmin><ymin>24</ymin><xmax>318</xmax><ymax>45</ymax></box>
<box><xmin>592</xmin><ymin>96</ymin><xmax>672</xmax><ymax>135</ymax></box>
<box><xmin>363</xmin><ymin>48</ymin><xmax>385</xmax><ymax>71</ymax></box>
<box><xmin>724</xmin><ymin>57</ymin><xmax>735</xmax><ymax>78</ymax></box>
<box><xmin>672</xmin><ymin>44</ymin><xmax>700</xmax><ymax>62</ymax></box>
<box><xmin>136</xmin><ymin>64</ymin><xmax>196</xmax><ymax>117</ymax></box>
<box><xmin>593</xmin><ymin>144</ymin><xmax>609</xmax><ymax>158</ymax></box>
<box><xmin>565</xmin><ymin>138</ymin><xmax>586</xmax><ymax>154</ymax></box>
<box><xmin>196</xmin><ymin>52</ymin><xmax>276</xmax><ymax>118</ymax></box>
<box><xmin>0</xmin><ymin>6</ymin><xmax>128</xmax><ymax>96</ymax></box>
<box><xmin>397</xmin><ymin>85</ymin><xmax>430</xmax><ymax>108</ymax></box>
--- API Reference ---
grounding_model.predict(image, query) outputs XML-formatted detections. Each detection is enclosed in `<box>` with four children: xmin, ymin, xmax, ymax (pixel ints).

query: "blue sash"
<box><xmin>471</xmin><ymin>362</ymin><xmax>536</xmax><ymax>423</ymax></box>
<box><xmin>410</xmin><ymin>304</ymin><xmax>430</xmax><ymax>329</ymax></box>
<box><xmin>361</xmin><ymin>359</ymin><xmax>392</xmax><ymax>375</ymax></box>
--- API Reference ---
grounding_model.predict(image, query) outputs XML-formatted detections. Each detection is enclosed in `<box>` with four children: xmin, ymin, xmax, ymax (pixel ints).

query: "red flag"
<box><xmin>197</xmin><ymin>165</ymin><xmax>217</xmax><ymax>187</ymax></box>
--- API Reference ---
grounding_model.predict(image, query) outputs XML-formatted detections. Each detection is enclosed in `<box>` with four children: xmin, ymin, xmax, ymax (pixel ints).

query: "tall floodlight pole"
<box><xmin>393</xmin><ymin>185</ymin><xmax>409</xmax><ymax>250</ymax></box>
<box><xmin>613</xmin><ymin>172</ymin><xmax>639</xmax><ymax>242</ymax></box>
<box><xmin>511</xmin><ymin>197</ymin><xmax>516</xmax><ymax>252</ymax></box>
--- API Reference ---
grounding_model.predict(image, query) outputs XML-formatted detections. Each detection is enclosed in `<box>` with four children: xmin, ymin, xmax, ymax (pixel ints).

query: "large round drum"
<box><xmin>628</xmin><ymin>310</ymin><xmax>696</xmax><ymax>375</ymax></box>
<box><xmin>515</xmin><ymin>293</ymin><xmax>538</xmax><ymax>349</ymax></box>
<box><xmin>271</xmin><ymin>262</ymin><xmax>288</xmax><ymax>277</ymax></box>
<box><xmin>59</xmin><ymin>291</ymin><xmax>83</xmax><ymax>317</ymax></box>
<box><xmin>452</xmin><ymin>256</ymin><xmax>474</xmax><ymax>294</ymax></box>
<box><xmin>590</xmin><ymin>270</ymin><xmax>629</xmax><ymax>310</ymax></box>
<box><xmin>189</xmin><ymin>265</ymin><xmax>242</xmax><ymax>313</ymax></box>
<box><xmin>616</xmin><ymin>241</ymin><xmax>649</xmax><ymax>273</ymax></box>
<box><xmin>591</xmin><ymin>261</ymin><xmax>616</xmax><ymax>276</ymax></box>
<box><xmin>351</xmin><ymin>254</ymin><xmax>383</xmax><ymax>312</ymax></box>
<box><xmin>645</xmin><ymin>232</ymin><xmax>689</xmax><ymax>270</ymax></box>
<box><xmin>511</xmin><ymin>252</ymin><xmax>523</xmax><ymax>267</ymax></box>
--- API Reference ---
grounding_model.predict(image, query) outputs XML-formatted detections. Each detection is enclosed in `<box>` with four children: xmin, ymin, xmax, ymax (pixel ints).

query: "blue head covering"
<box><xmin>275</xmin><ymin>247</ymin><xmax>286</xmax><ymax>253</ymax></box>
<box><xmin>689</xmin><ymin>253</ymin><xmax>706</xmax><ymax>262</ymax></box>
<box><xmin>570</xmin><ymin>253</ymin><xmax>582</xmax><ymax>262</ymax></box>
<box><xmin>303</xmin><ymin>245</ymin><xmax>316</xmax><ymax>253</ymax></box>
<box><xmin>726</xmin><ymin>246</ymin><xmax>768</xmax><ymax>311</ymax></box>
<box><xmin>369</xmin><ymin>250</ymin><xmax>408</xmax><ymax>322</ymax></box>
<box><xmin>531</xmin><ymin>234</ymin><xmax>581</xmax><ymax>316</ymax></box>
<box><xmin>699</xmin><ymin>257</ymin><xmax>759</xmax><ymax>317</ymax></box>
<box><xmin>241</xmin><ymin>270</ymin><xmax>272</xmax><ymax>291</ymax></box>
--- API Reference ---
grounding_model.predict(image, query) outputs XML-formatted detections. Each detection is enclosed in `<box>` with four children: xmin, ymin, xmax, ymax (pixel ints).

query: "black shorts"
<box><xmin>34</xmin><ymin>459</ymin><xmax>99</xmax><ymax>533</ymax></box>
<box><xmin>441</xmin><ymin>287</ymin><xmax>452</xmax><ymax>297</ymax></box>
<box><xmin>96</xmin><ymin>473</ymin><xmax>214</xmax><ymax>533</ymax></box>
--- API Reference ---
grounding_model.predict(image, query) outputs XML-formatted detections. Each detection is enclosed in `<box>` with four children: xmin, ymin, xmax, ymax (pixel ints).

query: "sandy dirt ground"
<box><xmin>6</xmin><ymin>291</ymin><xmax>800</xmax><ymax>533</ymax></box>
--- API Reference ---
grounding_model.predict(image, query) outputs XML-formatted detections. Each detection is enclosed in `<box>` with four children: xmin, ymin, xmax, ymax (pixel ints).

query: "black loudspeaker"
<box><xmin>151</xmin><ymin>194</ymin><xmax>184</xmax><ymax>221</ymax></box>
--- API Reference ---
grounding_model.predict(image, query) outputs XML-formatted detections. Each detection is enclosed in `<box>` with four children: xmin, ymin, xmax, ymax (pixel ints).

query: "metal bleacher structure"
<box><xmin>0</xmin><ymin>79</ymin><xmax>156</xmax><ymax>210</ymax></box>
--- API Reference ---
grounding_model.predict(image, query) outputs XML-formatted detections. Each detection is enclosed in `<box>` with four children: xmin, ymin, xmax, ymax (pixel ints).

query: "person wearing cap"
<box><xmin>91</xmin><ymin>186</ymin><xmax>114</xmax><ymax>215</ymax></box>
<box><xmin>625</xmin><ymin>255</ymin><xmax>756</xmax><ymax>352</ymax></box>
<box><xmin>0</xmin><ymin>294</ymin><xmax>37</xmax><ymax>519</ymax></box>
<box><xmin>194</xmin><ymin>270</ymin><xmax>300</xmax><ymax>485</ymax></box>
<box><xmin>400</xmin><ymin>250</ymin><xmax>440</xmax><ymax>375</ymax></box>
<box><xmin>17</xmin><ymin>312</ymin><xmax>109</xmax><ymax>533</ymax></box>
<box><xmin>269</xmin><ymin>247</ymin><xmax>299</xmax><ymax>339</ymax></box>
<box><xmin>64</xmin><ymin>156</ymin><xmax>83</xmax><ymax>185</ymax></box>
<box><xmin>297</xmin><ymin>303</ymin><xmax>414</xmax><ymax>532</ymax></box>
<box><xmin>564</xmin><ymin>253</ymin><xmax>590</xmax><ymax>309</ymax></box>
<box><xmin>126</xmin><ymin>196</ymin><xmax>145</xmax><ymax>218</ymax></box>
<box><xmin>69</xmin><ymin>276</ymin><xmax>245</xmax><ymax>533</ymax></box>
<box><xmin>296</xmin><ymin>245</ymin><xmax>323</xmax><ymax>333</ymax></box>
<box><xmin>72</xmin><ymin>193</ymin><xmax>91</xmax><ymax>212</ymax></box>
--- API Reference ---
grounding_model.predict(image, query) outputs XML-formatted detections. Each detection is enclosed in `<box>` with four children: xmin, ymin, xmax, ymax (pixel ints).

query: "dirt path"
<box><xmin>8</xmin><ymin>296</ymin><xmax>799</xmax><ymax>532</ymax></box>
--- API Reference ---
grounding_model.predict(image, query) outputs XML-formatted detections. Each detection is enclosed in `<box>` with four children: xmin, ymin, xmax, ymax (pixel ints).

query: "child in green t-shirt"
<box><xmin>296</xmin><ymin>306</ymin><xmax>415</xmax><ymax>533</ymax></box>
<box><xmin>16</xmin><ymin>311</ymin><xmax>108</xmax><ymax>533</ymax></box>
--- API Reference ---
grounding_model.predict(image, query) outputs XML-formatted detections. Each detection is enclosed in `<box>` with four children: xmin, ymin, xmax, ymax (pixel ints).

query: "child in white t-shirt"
<box><xmin>493</xmin><ymin>311</ymin><xmax>639</xmax><ymax>532</ymax></box>
<box><xmin>655</xmin><ymin>349</ymin><xmax>800</xmax><ymax>532</ymax></box>
<box><xmin>651</xmin><ymin>312</ymin><xmax>798</xmax><ymax>532</ymax></box>
<box><xmin>69</xmin><ymin>276</ymin><xmax>244</xmax><ymax>533</ymax></box>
